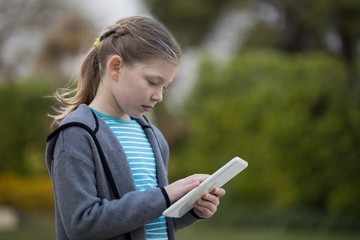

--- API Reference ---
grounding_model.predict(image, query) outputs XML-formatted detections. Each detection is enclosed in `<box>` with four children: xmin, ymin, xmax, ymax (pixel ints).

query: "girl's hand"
<box><xmin>192</xmin><ymin>187</ymin><xmax>226</xmax><ymax>219</ymax></box>
<box><xmin>164</xmin><ymin>174</ymin><xmax>209</xmax><ymax>203</ymax></box>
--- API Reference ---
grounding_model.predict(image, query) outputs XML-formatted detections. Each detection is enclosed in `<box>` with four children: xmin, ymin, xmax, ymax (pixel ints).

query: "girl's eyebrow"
<box><xmin>146</xmin><ymin>74</ymin><xmax>167</xmax><ymax>84</ymax></box>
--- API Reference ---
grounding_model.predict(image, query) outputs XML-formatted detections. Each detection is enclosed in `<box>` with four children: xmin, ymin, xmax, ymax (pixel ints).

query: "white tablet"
<box><xmin>162</xmin><ymin>156</ymin><xmax>248</xmax><ymax>218</ymax></box>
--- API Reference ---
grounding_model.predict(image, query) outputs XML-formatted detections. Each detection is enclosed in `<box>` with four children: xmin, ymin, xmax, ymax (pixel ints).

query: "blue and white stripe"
<box><xmin>93</xmin><ymin>109</ymin><xmax>168</xmax><ymax>240</ymax></box>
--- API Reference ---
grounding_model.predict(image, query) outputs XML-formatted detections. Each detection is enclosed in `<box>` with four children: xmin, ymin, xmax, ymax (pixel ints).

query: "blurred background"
<box><xmin>0</xmin><ymin>0</ymin><xmax>359</xmax><ymax>239</ymax></box>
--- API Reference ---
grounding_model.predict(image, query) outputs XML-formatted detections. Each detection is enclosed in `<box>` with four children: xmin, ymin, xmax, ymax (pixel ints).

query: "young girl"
<box><xmin>46</xmin><ymin>16</ymin><xmax>225</xmax><ymax>240</ymax></box>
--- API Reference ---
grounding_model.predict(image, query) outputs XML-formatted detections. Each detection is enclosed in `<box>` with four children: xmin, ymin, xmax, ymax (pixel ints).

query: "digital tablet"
<box><xmin>162</xmin><ymin>156</ymin><xmax>248</xmax><ymax>218</ymax></box>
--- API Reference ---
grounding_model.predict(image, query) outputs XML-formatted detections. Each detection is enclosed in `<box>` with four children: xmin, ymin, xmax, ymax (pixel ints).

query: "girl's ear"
<box><xmin>107</xmin><ymin>55</ymin><xmax>123</xmax><ymax>80</ymax></box>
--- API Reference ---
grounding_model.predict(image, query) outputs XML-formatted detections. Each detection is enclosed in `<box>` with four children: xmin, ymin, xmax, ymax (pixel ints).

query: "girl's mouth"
<box><xmin>142</xmin><ymin>105</ymin><xmax>152</xmax><ymax>112</ymax></box>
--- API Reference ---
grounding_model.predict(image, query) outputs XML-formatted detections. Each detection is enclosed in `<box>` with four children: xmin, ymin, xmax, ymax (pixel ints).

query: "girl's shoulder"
<box><xmin>61</xmin><ymin>104</ymin><xmax>94</xmax><ymax>125</ymax></box>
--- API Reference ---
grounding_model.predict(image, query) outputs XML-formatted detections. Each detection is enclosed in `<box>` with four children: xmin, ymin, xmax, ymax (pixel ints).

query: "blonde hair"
<box><xmin>50</xmin><ymin>16</ymin><xmax>181</xmax><ymax>126</ymax></box>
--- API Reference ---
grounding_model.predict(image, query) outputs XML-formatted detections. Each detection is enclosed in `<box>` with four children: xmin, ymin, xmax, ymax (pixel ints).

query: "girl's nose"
<box><xmin>152</xmin><ymin>89</ymin><xmax>163</xmax><ymax>102</ymax></box>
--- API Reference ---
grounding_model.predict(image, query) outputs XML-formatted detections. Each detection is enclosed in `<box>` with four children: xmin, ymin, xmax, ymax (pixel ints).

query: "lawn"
<box><xmin>0</xmin><ymin>213</ymin><xmax>55</xmax><ymax>240</ymax></box>
<box><xmin>0</xmin><ymin>213</ymin><xmax>359</xmax><ymax>240</ymax></box>
<box><xmin>177</xmin><ymin>222</ymin><xmax>360</xmax><ymax>240</ymax></box>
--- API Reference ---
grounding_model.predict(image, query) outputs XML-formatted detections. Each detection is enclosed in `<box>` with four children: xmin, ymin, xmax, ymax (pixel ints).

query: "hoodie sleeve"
<box><xmin>49</xmin><ymin>127</ymin><xmax>169</xmax><ymax>240</ymax></box>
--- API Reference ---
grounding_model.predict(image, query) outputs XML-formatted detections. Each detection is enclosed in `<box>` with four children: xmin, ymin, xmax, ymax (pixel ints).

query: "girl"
<box><xmin>46</xmin><ymin>16</ymin><xmax>225</xmax><ymax>240</ymax></box>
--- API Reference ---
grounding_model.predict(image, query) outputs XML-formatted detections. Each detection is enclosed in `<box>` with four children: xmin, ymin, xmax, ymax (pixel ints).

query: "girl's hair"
<box><xmin>50</xmin><ymin>16</ymin><xmax>181</xmax><ymax>126</ymax></box>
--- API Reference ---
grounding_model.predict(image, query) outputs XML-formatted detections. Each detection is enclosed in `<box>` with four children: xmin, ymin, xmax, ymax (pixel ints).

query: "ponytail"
<box><xmin>79</xmin><ymin>48</ymin><xmax>101</xmax><ymax>104</ymax></box>
<box><xmin>49</xmin><ymin>48</ymin><xmax>101</xmax><ymax>126</ymax></box>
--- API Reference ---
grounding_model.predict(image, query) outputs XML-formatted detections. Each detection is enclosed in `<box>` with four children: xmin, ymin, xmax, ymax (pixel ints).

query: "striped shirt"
<box><xmin>93</xmin><ymin>109</ymin><xmax>168</xmax><ymax>240</ymax></box>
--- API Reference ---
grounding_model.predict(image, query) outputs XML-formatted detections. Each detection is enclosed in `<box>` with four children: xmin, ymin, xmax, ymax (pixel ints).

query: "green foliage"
<box><xmin>0</xmin><ymin>173</ymin><xmax>53</xmax><ymax>212</ymax></box>
<box><xmin>175</xmin><ymin>49</ymin><xmax>360</xmax><ymax>217</ymax></box>
<box><xmin>147</xmin><ymin>0</ymin><xmax>360</xmax><ymax>87</ymax></box>
<box><xmin>177</xmin><ymin>221</ymin><xmax>360</xmax><ymax>240</ymax></box>
<box><xmin>144</xmin><ymin>0</ymin><xmax>241</xmax><ymax>47</ymax></box>
<box><xmin>0</xmin><ymin>80</ymin><xmax>54</xmax><ymax>175</ymax></box>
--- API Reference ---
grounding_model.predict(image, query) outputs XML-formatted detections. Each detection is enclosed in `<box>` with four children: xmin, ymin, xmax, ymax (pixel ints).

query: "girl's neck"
<box><xmin>89</xmin><ymin>100</ymin><xmax>130</xmax><ymax>121</ymax></box>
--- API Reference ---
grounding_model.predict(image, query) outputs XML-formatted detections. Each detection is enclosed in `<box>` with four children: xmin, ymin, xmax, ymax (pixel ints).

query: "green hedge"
<box><xmin>0</xmin><ymin>173</ymin><xmax>53</xmax><ymax>212</ymax></box>
<box><xmin>0</xmin><ymin>80</ymin><xmax>55</xmax><ymax>175</ymax></box>
<box><xmin>169</xmin><ymin>50</ymin><xmax>360</xmax><ymax>218</ymax></box>
<box><xmin>0</xmin><ymin>80</ymin><xmax>56</xmax><ymax>211</ymax></box>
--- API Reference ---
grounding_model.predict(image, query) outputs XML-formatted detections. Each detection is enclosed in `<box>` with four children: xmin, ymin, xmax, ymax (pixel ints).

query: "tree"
<box><xmin>0</xmin><ymin>81</ymin><xmax>54</xmax><ymax>174</ymax></box>
<box><xmin>0</xmin><ymin>0</ymin><xmax>93</xmax><ymax>81</ymax></box>
<box><xmin>145</xmin><ymin>0</ymin><xmax>360</xmax><ymax>86</ymax></box>
<box><xmin>144</xmin><ymin>0</ymin><xmax>242</xmax><ymax>47</ymax></box>
<box><xmin>37</xmin><ymin>12</ymin><xmax>94</xmax><ymax>76</ymax></box>
<box><xmin>0</xmin><ymin>0</ymin><xmax>66</xmax><ymax>80</ymax></box>
<box><xmin>178</xmin><ymin>50</ymin><xmax>360</xmax><ymax>217</ymax></box>
<box><xmin>244</xmin><ymin>0</ymin><xmax>360</xmax><ymax>87</ymax></box>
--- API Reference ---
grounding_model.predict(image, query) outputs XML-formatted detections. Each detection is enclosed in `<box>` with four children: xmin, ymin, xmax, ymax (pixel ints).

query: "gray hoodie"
<box><xmin>45</xmin><ymin>104</ymin><xmax>199</xmax><ymax>240</ymax></box>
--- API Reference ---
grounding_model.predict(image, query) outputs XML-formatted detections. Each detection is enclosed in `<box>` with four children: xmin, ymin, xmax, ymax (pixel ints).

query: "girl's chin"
<box><xmin>128</xmin><ymin>112</ymin><xmax>145</xmax><ymax>119</ymax></box>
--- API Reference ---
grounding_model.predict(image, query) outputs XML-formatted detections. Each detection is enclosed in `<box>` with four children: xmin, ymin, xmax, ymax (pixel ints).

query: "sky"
<box><xmin>66</xmin><ymin>0</ymin><xmax>151</xmax><ymax>29</ymax></box>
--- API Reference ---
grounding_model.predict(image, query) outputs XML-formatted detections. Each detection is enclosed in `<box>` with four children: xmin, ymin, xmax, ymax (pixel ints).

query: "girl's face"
<box><xmin>111</xmin><ymin>59</ymin><xmax>179</xmax><ymax>120</ymax></box>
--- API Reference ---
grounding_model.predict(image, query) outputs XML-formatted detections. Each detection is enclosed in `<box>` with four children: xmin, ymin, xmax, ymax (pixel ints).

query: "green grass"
<box><xmin>0</xmin><ymin>213</ymin><xmax>55</xmax><ymax>240</ymax></box>
<box><xmin>177</xmin><ymin>222</ymin><xmax>360</xmax><ymax>240</ymax></box>
<box><xmin>0</xmin><ymin>213</ymin><xmax>359</xmax><ymax>240</ymax></box>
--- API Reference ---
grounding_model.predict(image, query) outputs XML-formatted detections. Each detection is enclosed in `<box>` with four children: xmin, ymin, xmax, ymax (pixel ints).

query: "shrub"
<box><xmin>0</xmin><ymin>173</ymin><xmax>54</xmax><ymax>212</ymax></box>
<box><xmin>175</xmin><ymin>50</ymin><xmax>360</xmax><ymax>217</ymax></box>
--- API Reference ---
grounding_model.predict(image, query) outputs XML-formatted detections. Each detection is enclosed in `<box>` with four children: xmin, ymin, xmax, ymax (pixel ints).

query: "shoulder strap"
<box><xmin>47</xmin><ymin>122</ymin><xmax>120</xmax><ymax>199</ymax></box>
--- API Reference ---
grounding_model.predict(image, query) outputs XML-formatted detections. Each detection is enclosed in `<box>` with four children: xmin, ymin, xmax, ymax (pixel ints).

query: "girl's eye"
<box><xmin>148</xmin><ymin>80</ymin><xmax>158</xmax><ymax>86</ymax></box>
<box><xmin>147</xmin><ymin>79</ymin><xmax>169</xmax><ymax>92</ymax></box>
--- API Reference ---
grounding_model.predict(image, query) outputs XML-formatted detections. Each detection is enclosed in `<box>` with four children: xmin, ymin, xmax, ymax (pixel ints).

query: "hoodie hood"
<box><xmin>45</xmin><ymin>104</ymin><xmax>152</xmax><ymax>176</ymax></box>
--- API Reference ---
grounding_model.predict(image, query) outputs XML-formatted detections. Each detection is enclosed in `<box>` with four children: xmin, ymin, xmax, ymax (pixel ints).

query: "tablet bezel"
<box><xmin>162</xmin><ymin>156</ymin><xmax>248</xmax><ymax>218</ymax></box>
